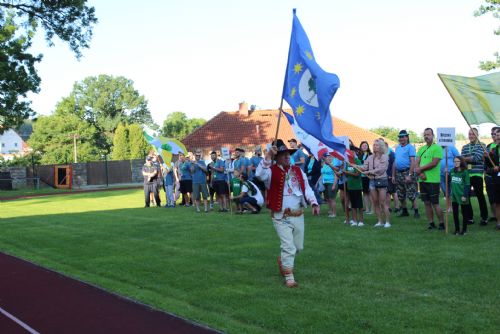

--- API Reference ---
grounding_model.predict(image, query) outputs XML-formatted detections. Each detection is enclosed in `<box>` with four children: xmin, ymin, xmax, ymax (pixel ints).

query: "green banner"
<box><xmin>438</xmin><ymin>72</ymin><xmax>500</xmax><ymax>125</ymax></box>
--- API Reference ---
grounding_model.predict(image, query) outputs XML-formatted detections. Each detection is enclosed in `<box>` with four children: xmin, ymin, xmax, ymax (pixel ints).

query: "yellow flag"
<box><xmin>438</xmin><ymin>72</ymin><xmax>500</xmax><ymax>125</ymax></box>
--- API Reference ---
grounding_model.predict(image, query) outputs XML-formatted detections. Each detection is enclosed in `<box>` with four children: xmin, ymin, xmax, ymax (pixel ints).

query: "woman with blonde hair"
<box><xmin>359</xmin><ymin>139</ymin><xmax>391</xmax><ymax>227</ymax></box>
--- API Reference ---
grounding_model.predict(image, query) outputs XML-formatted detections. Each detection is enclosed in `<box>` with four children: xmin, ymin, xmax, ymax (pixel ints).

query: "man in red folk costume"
<box><xmin>256</xmin><ymin>139</ymin><xmax>320</xmax><ymax>288</ymax></box>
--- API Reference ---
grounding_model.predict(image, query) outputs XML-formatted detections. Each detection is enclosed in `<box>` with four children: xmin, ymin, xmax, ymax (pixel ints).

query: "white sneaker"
<box><xmin>350</xmin><ymin>220</ymin><xmax>357</xmax><ymax>226</ymax></box>
<box><xmin>384</xmin><ymin>222</ymin><xmax>391</xmax><ymax>228</ymax></box>
<box><xmin>328</xmin><ymin>214</ymin><xmax>336</xmax><ymax>218</ymax></box>
<box><xmin>365</xmin><ymin>210</ymin><xmax>373</xmax><ymax>215</ymax></box>
<box><xmin>374</xmin><ymin>222</ymin><xmax>384</xmax><ymax>227</ymax></box>
<box><xmin>357</xmin><ymin>222</ymin><xmax>365</xmax><ymax>227</ymax></box>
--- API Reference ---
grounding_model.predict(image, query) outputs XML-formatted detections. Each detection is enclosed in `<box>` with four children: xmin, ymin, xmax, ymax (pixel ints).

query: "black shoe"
<box><xmin>393</xmin><ymin>208</ymin><xmax>401</xmax><ymax>214</ymax></box>
<box><xmin>438</xmin><ymin>223</ymin><xmax>445</xmax><ymax>231</ymax></box>
<box><xmin>467</xmin><ymin>219</ymin><xmax>475</xmax><ymax>225</ymax></box>
<box><xmin>496</xmin><ymin>224</ymin><xmax>500</xmax><ymax>230</ymax></box>
<box><xmin>459</xmin><ymin>231</ymin><xmax>467</xmax><ymax>236</ymax></box>
<box><xmin>488</xmin><ymin>216</ymin><xmax>497</xmax><ymax>223</ymax></box>
<box><xmin>414</xmin><ymin>212</ymin><xmax>420</xmax><ymax>219</ymax></box>
<box><xmin>480</xmin><ymin>219</ymin><xmax>488</xmax><ymax>226</ymax></box>
<box><xmin>454</xmin><ymin>230</ymin><xmax>459</xmax><ymax>235</ymax></box>
<box><xmin>398</xmin><ymin>210</ymin><xmax>409</xmax><ymax>217</ymax></box>
<box><xmin>428</xmin><ymin>222</ymin><xmax>437</xmax><ymax>230</ymax></box>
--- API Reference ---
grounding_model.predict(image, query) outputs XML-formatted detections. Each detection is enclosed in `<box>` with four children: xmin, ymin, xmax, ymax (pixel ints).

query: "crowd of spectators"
<box><xmin>141</xmin><ymin>126</ymin><xmax>500</xmax><ymax>233</ymax></box>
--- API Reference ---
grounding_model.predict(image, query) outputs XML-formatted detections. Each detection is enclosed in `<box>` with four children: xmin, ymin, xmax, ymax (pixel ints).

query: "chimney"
<box><xmin>238</xmin><ymin>101</ymin><xmax>249</xmax><ymax>116</ymax></box>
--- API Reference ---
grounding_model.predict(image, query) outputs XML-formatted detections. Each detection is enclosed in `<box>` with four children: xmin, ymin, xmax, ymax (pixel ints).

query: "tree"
<box><xmin>0</xmin><ymin>0</ymin><xmax>97</xmax><ymax>131</ymax></box>
<box><xmin>55</xmin><ymin>74</ymin><xmax>154</xmax><ymax>153</ymax></box>
<box><xmin>370</xmin><ymin>126</ymin><xmax>423</xmax><ymax>144</ymax></box>
<box><xmin>475</xmin><ymin>0</ymin><xmax>500</xmax><ymax>71</ymax></box>
<box><xmin>128</xmin><ymin>123</ymin><xmax>150</xmax><ymax>159</ymax></box>
<box><xmin>112</xmin><ymin>123</ymin><xmax>130</xmax><ymax>160</ymax></box>
<box><xmin>161</xmin><ymin>112</ymin><xmax>206</xmax><ymax>140</ymax></box>
<box><xmin>28</xmin><ymin>113</ymin><xmax>100</xmax><ymax>164</ymax></box>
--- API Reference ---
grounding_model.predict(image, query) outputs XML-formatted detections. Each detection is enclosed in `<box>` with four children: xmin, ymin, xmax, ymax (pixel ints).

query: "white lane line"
<box><xmin>0</xmin><ymin>306</ymin><xmax>41</xmax><ymax>334</ymax></box>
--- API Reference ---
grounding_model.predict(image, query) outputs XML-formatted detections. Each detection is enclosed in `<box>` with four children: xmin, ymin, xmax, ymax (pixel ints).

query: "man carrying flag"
<box><xmin>257</xmin><ymin>9</ymin><xmax>344</xmax><ymax>288</ymax></box>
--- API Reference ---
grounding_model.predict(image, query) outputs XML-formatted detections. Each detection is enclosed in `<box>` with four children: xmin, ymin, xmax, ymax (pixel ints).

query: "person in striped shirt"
<box><xmin>461</xmin><ymin>128</ymin><xmax>488</xmax><ymax>226</ymax></box>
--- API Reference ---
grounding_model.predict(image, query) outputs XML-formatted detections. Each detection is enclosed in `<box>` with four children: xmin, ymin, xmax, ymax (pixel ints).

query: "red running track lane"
<box><xmin>0</xmin><ymin>252</ymin><xmax>220</xmax><ymax>334</ymax></box>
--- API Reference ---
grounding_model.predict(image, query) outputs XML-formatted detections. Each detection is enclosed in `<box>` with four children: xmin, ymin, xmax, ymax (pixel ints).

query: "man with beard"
<box><xmin>415</xmin><ymin>128</ymin><xmax>444</xmax><ymax>230</ymax></box>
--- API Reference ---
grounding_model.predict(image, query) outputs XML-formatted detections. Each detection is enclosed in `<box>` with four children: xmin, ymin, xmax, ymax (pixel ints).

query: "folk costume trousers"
<box><xmin>272</xmin><ymin>215</ymin><xmax>304</xmax><ymax>269</ymax></box>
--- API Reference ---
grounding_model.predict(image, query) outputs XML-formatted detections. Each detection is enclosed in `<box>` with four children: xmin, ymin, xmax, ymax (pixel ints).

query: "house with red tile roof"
<box><xmin>183</xmin><ymin>103</ymin><xmax>394</xmax><ymax>157</ymax></box>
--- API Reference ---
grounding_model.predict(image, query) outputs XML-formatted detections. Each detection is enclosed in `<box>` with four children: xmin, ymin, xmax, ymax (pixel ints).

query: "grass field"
<box><xmin>1</xmin><ymin>189</ymin><xmax>499</xmax><ymax>333</ymax></box>
<box><xmin>0</xmin><ymin>187</ymin><xmax>72</xmax><ymax>199</ymax></box>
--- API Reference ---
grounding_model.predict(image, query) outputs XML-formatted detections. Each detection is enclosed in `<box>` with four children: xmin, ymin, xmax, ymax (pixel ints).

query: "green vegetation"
<box><xmin>0</xmin><ymin>0</ymin><xmax>97</xmax><ymax>130</ymax></box>
<box><xmin>475</xmin><ymin>0</ymin><xmax>500</xmax><ymax>71</ymax></box>
<box><xmin>161</xmin><ymin>111</ymin><xmax>206</xmax><ymax>140</ymax></box>
<box><xmin>1</xmin><ymin>190</ymin><xmax>499</xmax><ymax>333</ymax></box>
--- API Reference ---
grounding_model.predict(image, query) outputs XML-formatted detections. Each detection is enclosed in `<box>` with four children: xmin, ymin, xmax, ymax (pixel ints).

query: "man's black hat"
<box><xmin>273</xmin><ymin>139</ymin><xmax>297</xmax><ymax>155</ymax></box>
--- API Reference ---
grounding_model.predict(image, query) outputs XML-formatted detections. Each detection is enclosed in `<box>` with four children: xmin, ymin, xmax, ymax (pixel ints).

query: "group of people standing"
<box><xmin>141</xmin><ymin>126</ymin><xmax>500</xmax><ymax>289</ymax></box>
<box><xmin>142</xmin><ymin>147</ymin><xmax>265</xmax><ymax>214</ymax></box>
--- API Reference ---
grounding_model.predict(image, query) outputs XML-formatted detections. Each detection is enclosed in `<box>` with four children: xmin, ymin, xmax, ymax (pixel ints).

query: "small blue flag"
<box><xmin>282</xmin><ymin>9</ymin><xmax>345</xmax><ymax>153</ymax></box>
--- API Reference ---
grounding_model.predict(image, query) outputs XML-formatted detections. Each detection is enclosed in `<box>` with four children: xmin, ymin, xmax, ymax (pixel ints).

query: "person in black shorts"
<box><xmin>415</xmin><ymin>128</ymin><xmax>444</xmax><ymax>230</ymax></box>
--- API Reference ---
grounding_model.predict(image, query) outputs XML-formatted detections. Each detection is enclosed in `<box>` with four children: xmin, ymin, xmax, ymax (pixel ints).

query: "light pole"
<box><xmin>70</xmin><ymin>133</ymin><xmax>80</xmax><ymax>163</ymax></box>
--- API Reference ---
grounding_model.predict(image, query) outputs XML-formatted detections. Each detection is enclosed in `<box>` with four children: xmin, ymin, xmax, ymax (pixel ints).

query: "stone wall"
<box><xmin>72</xmin><ymin>163</ymin><xmax>88</xmax><ymax>189</ymax></box>
<box><xmin>6</xmin><ymin>167</ymin><xmax>27</xmax><ymax>189</ymax></box>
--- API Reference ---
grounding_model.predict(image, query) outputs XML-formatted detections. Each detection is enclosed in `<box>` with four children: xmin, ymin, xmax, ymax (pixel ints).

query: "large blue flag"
<box><xmin>282</xmin><ymin>9</ymin><xmax>345</xmax><ymax>153</ymax></box>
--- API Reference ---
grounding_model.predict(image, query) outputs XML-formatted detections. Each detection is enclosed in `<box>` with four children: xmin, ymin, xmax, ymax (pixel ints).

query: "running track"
<box><xmin>0</xmin><ymin>252</ymin><xmax>220</xmax><ymax>334</ymax></box>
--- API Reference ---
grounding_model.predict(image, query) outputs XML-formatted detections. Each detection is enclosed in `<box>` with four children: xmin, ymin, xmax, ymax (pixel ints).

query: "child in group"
<box><xmin>450</xmin><ymin>157</ymin><xmax>472</xmax><ymax>235</ymax></box>
<box><xmin>345</xmin><ymin>157</ymin><xmax>365</xmax><ymax>226</ymax></box>
<box><xmin>230</xmin><ymin>170</ymin><xmax>243</xmax><ymax>214</ymax></box>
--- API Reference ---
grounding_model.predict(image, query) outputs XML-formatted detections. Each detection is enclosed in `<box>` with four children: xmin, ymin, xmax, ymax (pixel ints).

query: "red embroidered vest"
<box><xmin>267</xmin><ymin>164</ymin><xmax>306</xmax><ymax>212</ymax></box>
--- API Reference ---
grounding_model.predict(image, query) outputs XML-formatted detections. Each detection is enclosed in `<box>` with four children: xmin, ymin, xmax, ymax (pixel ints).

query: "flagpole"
<box><xmin>445</xmin><ymin>146</ymin><xmax>449</xmax><ymax>235</ymax></box>
<box><xmin>437</xmin><ymin>74</ymin><xmax>497</xmax><ymax>167</ymax></box>
<box><xmin>275</xmin><ymin>9</ymin><xmax>296</xmax><ymax>144</ymax></box>
<box><xmin>274</xmin><ymin>101</ymin><xmax>284</xmax><ymax>143</ymax></box>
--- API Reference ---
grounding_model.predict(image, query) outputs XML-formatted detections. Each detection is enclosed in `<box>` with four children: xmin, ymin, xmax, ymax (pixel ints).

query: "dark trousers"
<box><xmin>466</xmin><ymin>176</ymin><xmax>488</xmax><ymax>221</ymax></box>
<box><xmin>485</xmin><ymin>176</ymin><xmax>495</xmax><ymax>205</ymax></box>
<box><xmin>452</xmin><ymin>201</ymin><xmax>471</xmax><ymax>233</ymax></box>
<box><xmin>144</xmin><ymin>182</ymin><xmax>160</xmax><ymax>207</ymax></box>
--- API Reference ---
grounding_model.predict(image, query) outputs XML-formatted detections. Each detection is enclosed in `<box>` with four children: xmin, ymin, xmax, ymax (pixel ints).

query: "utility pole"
<box><xmin>70</xmin><ymin>133</ymin><xmax>80</xmax><ymax>163</ymax></box>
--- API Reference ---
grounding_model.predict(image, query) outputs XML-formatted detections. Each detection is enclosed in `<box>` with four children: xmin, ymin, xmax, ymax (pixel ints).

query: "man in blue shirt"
<box><xmin>288</xmin><ymin>139</ymin><xmax>307</xmax><ymax>171</ymax></box>
<box><xmin>234</xmin><ymin>147</ymin><xmax>251</xmax><ymax>177</ymax></box>
<box><xmin>176</xmin><ymin>152</ymin><xmax>192</xmax><ymax>207</ymax></box>
<box><xmin>191</xmin><ymin>150</ymin><xmax>209</xmax><ymax>213</ymax></box>
<box><xmin>209</xmin><ymin>151</ymin><xmax>229</xmax><ymax>212</ymax></box>
<box><xmin>392</xmin><ymin>130</ymin><xmax>419</xmax><ymax>218</ymax></box>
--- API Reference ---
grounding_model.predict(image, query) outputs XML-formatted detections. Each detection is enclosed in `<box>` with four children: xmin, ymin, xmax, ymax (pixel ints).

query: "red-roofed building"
<box><xmin>183</xmin><ymin>103</ymin><xmax>394</xmax><ymax>156</ymax></box>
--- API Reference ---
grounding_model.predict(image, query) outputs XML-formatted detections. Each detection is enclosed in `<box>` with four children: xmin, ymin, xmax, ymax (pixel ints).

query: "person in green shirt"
<box><xmin>450</xmin><ymin>157</ymin><xmax>472</xmax><ymax>235</ymax></box>
<box><xmin>230</xmin><ymin>169</ymin><xmax>243</xmax><ymax>214</ymax></box>
<box><xmin>345</xmin><ymin>157</ymin><xmax>364</xmax><ymax>226</ymax></box>
<box><xmin>415</xmin><ymin>128</ymin><xmax>444</xmax><ymax>230</ymax></box>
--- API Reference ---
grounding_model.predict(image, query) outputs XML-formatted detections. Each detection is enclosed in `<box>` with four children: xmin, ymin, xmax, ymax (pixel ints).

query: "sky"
<box><xmin>27</xmin><ymin>0</ymin><xmax>499</xmax><ymax>137</ymax></box>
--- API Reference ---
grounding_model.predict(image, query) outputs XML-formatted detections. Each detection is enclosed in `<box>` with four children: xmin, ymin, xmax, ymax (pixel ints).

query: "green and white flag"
<box><xmin>438</xmin><ymin>72</ymin><xmax>500</xmax><ymax>125</ymax></box>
